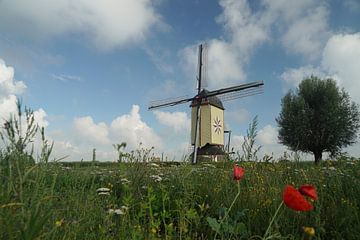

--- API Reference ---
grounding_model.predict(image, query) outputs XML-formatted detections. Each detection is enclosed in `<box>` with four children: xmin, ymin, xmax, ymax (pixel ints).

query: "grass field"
<box><xmin>1</xmin><ymin>105</ymin><xmax>359</xmax><ymax>239</ymax></box>
<box><xmin>1</xmin><ymin>155</ymin><xmax>360</xmax><ymax>239</ymax></box>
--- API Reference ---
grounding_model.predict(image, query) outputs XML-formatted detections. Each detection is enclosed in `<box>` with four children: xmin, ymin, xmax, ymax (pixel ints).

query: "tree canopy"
<box><xmin>276</xmin><ymin>76</ymin><xmax>360</xmax><ymax>163</ymax></box>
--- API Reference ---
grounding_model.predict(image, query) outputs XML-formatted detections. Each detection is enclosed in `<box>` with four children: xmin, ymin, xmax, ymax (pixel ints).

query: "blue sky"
<box><xmin>0</xmin><ymin>0</ymin><xmax>360</xmax><ymax>161</ymax></box>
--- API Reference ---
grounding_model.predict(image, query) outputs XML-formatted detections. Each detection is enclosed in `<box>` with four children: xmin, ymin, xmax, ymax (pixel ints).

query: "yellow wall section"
<box><xmin>210</xmin><ymin>106</ymin><xmax>224</xmax><ymax>145</ymax></box>
<box><xmin>200</xmin><ymin>105</ymin><xmax>211</xmax><ymax>146</ymax></box>
<box><xmin>191</xmin><ymin>107</ymin><xmax>196</xmax><ymax>145</ymax></box>
<box><xmin>191</xmin><ymin>104</ymin><xmax>224</xmax><ymax>147</ymax></box>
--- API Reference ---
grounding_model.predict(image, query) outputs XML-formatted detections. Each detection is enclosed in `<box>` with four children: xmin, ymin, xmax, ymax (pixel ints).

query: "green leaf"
<box><xmin>206</xmin><ymin>217</ymin><xmax>220</xmax><ymax>233</ymax></box>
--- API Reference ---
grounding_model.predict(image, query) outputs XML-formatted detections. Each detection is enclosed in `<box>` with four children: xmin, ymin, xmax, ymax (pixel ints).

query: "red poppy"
<box><xmin>233</xmin><ymin>165</ymin><xmax>245</xmax><ymax>181</ymax></box>
<box><xmin>283</xmin><ymin>185</ymin><xmax>314</xmax><ymax>211</ymax></box>
<box><xmin>299</xmin><ymin>184</ymin><xmax>318</xmax><ymax>201</ymax></box>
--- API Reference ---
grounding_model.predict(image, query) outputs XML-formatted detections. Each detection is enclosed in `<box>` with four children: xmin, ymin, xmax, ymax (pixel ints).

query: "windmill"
<box><xmin>149</xmin><ymin>44</ymin><xmax>264</xmax><ymax>164</ymax></box>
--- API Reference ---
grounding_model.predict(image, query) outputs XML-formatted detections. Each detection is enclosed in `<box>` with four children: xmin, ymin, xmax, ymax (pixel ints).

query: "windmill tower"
<box><xmin>190</xmin><ymin>89</ymin><xmax>225</xmax><ymax>157</ymax></box>
<box><xmin>149</xmin><ymin>44</ymin><xmax>264</xmax><ymax>164</ymax></box>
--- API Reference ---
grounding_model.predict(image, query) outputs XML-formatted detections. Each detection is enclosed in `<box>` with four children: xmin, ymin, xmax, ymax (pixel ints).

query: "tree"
<box><xmin>276</xmin><ymin>76</ymin><xmax>360</xmax><ymax>164</ymax></box>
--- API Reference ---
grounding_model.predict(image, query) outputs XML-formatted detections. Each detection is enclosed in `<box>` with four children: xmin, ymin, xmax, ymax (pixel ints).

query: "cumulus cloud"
<box><xmin>0</xmin><ymin>59</ymin><xmax>26</xmax><ymax>98</ymax></box>
<box><xmin>0</xmin><ymin>59</ymin><xmax>26</xmax><ymax>123</ymax></box>
<box><xmin>74</xmin><ymin>116</ymin><xmax>110</xmax><ymax>145</ymax></box>
<box><xmin>180</xmin><ymin>40</ymin><xmax>246</xmax><ymax>90</ymax></box>
<box><xmin>226</xmin><ymin>108</ymin><xmax>250</xmax><ymax>125</ymax></box>
<box><xmin>153</xmin><ymin>110</ymin><xmax>190</xmax><ymax>133</ymax></box>
<box><xmin>280</xmin><ymin>33</ymin><xmax>360</xmax><ymax>105</ymax></box>
<box><xmin>0</xmin><ymin>0</ymin><xmax>165</xmax><ymax>50</ymax></box>
<box><xmin>0</xmin><ymin>95</ymin><xmax>18</xmax><ymax>122</ymax></box>
<box><xmin>322</xmin><ymin>33</ymin><xmax>360</xmax><ymax>104</ymax></box>
<box><xmin>179</xmin><ymin>0</ymin><xmax>330</xmax><ymax>90</ymax></box>
<box><xmin>217</xmin><ymin>0</ymin><xmax>269</xmax><ymax>59</ymax></box>
<box><xmin>280</xmin><ymin>65</ymin><xmax>326</xmax><ymax>90</ymax></box>
<box><xmin>179</xmin><ymin>0</ymin><xmax>270</xmax><ymax>89</ymax></box>
<box><xmin>272</xmin><ymin>1</ymin><xmax>330</xmax><ymax>60</ymax></box>
<box><xmin>111</xmin><ymin>105</ymin><xmax>162</xmax><ymax>150</ymax></box>
<box><xmin>34</xmin><ymin>108</ymin><xmax>49</xmax><ymax>128</ymax></box>
<box><xmin>258</xmin><ymin>125</ymin><xmax>278</xmax><ymax>145</ymax></box>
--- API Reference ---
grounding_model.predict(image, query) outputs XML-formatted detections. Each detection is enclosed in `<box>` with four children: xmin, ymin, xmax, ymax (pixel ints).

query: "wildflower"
<box><xmin>97</xmin><ymin>187</ymin><xmax>111</xmax><ymax>196</ymax></box>
<box><xmin>298</xmin><ymin>184</ymin><xmax>318</xmax><ymax>201</ymax></box>
<box><xmin>233</xmin><ymin>165</ymin><xmax>245</xmax><ymax>181</ymax></box>
<box><xmin>96</xmin><ymin>187</ymin><xmax>110</xmax><ymax>192</ymax></box>
<box><xmin>303</xmin><ymin>226</ymin><xmax>315</xmax><ymax>237</ymax></box>
<box><xmin>108</xmin><ymin>208</ymin><xmax>125</xmax><ymax>215</ymax></box>
<box><xmin>55</xmin><ymin>219</ymin><xmax>65</xmax><ymax>227</ymax></box>
<box><xmin>98</xmin><ymin>192</ymin><xmax>110</xmax><ymax>196</ymax></box>
<box><xmin>150</xmin><ymin>175</ymin><xmax>162</xmax><ymax>182</ymax></box>
<box><xmin>149</xmin><ymin>163</ymin><xmax>159</xmax><ymax>168</ymax></box>
<box><xmin>283</xmin><ymin>185</ymin><xmax>317</xmax><ymax>211</ymax></box>
<box><xmin>121</xmin><ymin>205</ymin><xmax>129</xmax><ymax>211</ymax></box>
<box><xmin>120</xmin><ymin>178</ymin><xmax>130</xmax><ymax>184</ymax></box>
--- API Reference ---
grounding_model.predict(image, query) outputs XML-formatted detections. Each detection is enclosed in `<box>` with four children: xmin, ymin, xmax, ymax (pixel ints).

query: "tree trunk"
<box><xmin>314</xmin><ymin>151</ymin><xmax>322</xmax><ymax>164</ymax></box>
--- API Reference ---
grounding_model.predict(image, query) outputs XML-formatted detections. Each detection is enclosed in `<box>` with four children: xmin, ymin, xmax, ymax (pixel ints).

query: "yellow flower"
<box><xmin>303</xmin><ymin>227</ymin><xmax>315</xmax><ymax>237</ymax></box>
<box><xmin>55</xmin><ymin>219</ymin><xmax>65</xmax><ymax>227</ymax></box>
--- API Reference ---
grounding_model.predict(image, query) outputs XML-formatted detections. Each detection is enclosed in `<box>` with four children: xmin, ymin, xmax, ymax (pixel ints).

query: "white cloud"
<box><xmin>52</xmin><ymin>74</ymin><xmax>82</xmax><ymax>83</ymax></box>
<box><xmin>231</xmin><ymin>134</ymin><xmax>245</xmax><ymax>152</ymax></box>
<box><xmin>34</xmin><ymin>108</ymin><xmax>49</xmax><ymax>128</ymax></box>
<box><xmin>279</xmin><ymin>4</ymin><xmax>330</xmax><ymax>60</ymax></box>
<box><xmin>111</xmin><ymin>105</ymin><xmax>162</xmax><ymax>150</ymax></box>
<box><xmin>0</xmin><ymin>59</ymin><xmax>26</xmax><ymax>123</ymax></box>
<box><xmin>0</xmin><ymin>0</ymin><xmax>165</xmax><ymax>50</ymax></box>
<box><xmin>226</xmin><ymin>108</ymin><xmax>250</xmax><ymax>125</ymax></box>
<box><xmin>0</xmin><ymin>95</ymin><xmax>18</xmax><ymax>123</ymax></box>
<box><xmin>322</xmin><ymin>33</ymin><xmax>360</xmax><ymax>104</ymax></box>
<box><xmin>153</xmin><ymin>111</ymin><xmax>190</xmax><ymax>133</ymax></box>
<box><xmin>217</xmin><ymin>0</ymin><xmax>269</xmax><ymax>59</ymax></box>
<box><xmin>179</xmin><ymin>0</ymin><xmax>267</xmax><ymax>90</ymax></box>
<box><xmin>74</xmin><ymin>116</ymin><xmax>110</xmax><ymax>145</ymax></box>
<box><xmin>262</xmin><ymin>0</ymin><xmax>330</xmax><ymax>60</ymax></box>
<box><xmin>258</xmin><ymin>125</ymin><xmax>278</xmax><ymax>145</ymax></box>
<box><xmin>179</xmin><ymin>0</ymin><xmax>330</xmax><ymax>90</ymax></box>
<box><xmin>0</xmin><ymin>59</ymin><xmax>26</xmax><ymax>98</ymax></box>
<box><xmin>280</xmin><ymin>65</ymin><xmax>326</xmax><ymax>90</ymax></box>
<box><xmin>280</xmin><ymin>33</ymin><xmax>360</xmax><ymax>104</ymax></box>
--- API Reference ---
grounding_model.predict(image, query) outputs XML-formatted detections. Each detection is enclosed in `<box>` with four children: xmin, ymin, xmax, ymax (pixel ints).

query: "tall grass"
<box><xmin>1</xmin><ymin>103</ymin><xmax>360</xmax><ymax>239</ymax></box>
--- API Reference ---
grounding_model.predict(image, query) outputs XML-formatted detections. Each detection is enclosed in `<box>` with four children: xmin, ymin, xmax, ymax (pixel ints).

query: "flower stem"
<box><xmin>263</xmin><ymin>201</ymin><xmax>284</xmax><ymax>239</ymax></box>
<box><xmin>214</xmin><ymin>182</ymin><xmax>241</xmax><ymax>240</ymax></box>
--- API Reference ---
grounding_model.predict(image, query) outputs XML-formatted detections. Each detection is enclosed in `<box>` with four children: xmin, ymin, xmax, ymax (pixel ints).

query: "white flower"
<box><xmin>96</xmin><ymin>187</ymin><xmax>110</xmax><ymax>192</ymax></box>
<box><xmin>121</xmin><ymin>205</ymin><xmax>129</xmax><ymax>211</ymax></box>
<box><xmin>108</xmin><ymin>208</ymin><xmax>125</xmax><ymax>215</ymax></box>
<box><xmin>150</xmin><ymin>175</ymin><xmax>162</xmax><ymax>182</ymax></box>
<box><xmin>149</xmin><ymin>163</ymin><xmax>159</xmax><ymax>168</ymax></box>
<box><xmin>98</xmin><ymin>192</ymin><xmax>110</xmax><ymax>196</ymax></box>
<box><xmin>121</xmin><ymin>178</ymin><xmax>131</xmax><ymax>184</ymax></box>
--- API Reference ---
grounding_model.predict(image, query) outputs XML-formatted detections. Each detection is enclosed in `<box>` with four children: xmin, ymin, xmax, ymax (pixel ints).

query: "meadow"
<box><xmin>1</xmin><ymin>153</ymin><xmax>360</xmax><ymax>239</ymax></box>
<box><xmin>1</xmin><ymin>105</ymin><xmax>360</xmax><ymax>239</ymax></box>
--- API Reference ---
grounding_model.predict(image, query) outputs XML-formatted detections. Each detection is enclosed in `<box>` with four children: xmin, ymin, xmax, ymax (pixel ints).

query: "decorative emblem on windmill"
<box><xmin>149</xmin><ymin>44</ymin><xmax>264</xmax><ymax>164</ymax></box>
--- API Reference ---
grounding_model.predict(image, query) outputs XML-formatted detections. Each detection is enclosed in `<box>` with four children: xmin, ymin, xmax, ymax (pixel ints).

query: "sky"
<box><xmin>0</xmin><ymin>0</ymin><xmax>360</xmax><ymax>161</ymax></box>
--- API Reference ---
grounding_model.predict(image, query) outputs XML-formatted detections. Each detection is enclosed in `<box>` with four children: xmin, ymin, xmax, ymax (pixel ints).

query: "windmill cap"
<box><xmin>190</xmin><ymin>89</ymin><xmax>224</xmax><ymax>109</ymax></box>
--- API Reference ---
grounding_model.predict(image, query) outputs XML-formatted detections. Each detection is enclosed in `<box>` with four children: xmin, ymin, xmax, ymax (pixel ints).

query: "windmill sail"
<box><xmin>148</xmin><ymin>81</ymin><xmax>264</xmax><ymax>110</ymax></box>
